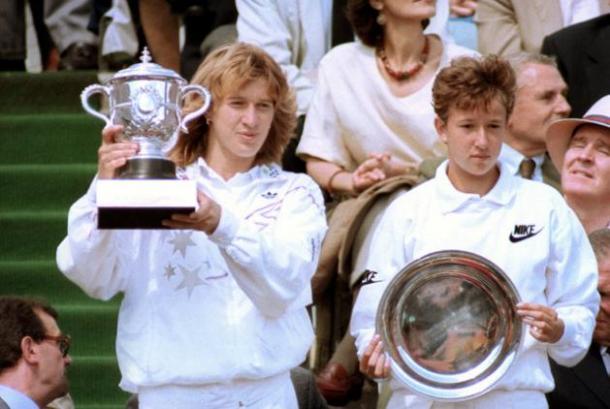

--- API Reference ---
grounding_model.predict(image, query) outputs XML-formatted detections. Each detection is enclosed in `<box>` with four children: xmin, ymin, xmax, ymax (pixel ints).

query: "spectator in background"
<box><xmin>546</xmin><ymin>95</ymin><xmax>610</xmax><ymax>233</ymax></box>
<box><xmin>0</xmin><ymin>297</ymin><xmax>72</xmax><ymax>409</ymax></box>
<box><xmin>0</xmin><ymin>0</ymin><xmax>57</xmax><ymax>71</ymax></box>
<box><xmin>296</xmin><ymin>0</ymin><xmax>476</xmax><ymax>197</ymax></box>
<box><xmin>547</xmin><ymin>229</ymin><xmax>610</xmax><ymax>409</ymax></box>
<box><xmin>45</xmin><ymin>0</ymin><xmax>98</xmax><ymax>69</ymax></box>
<box><xmin>500</xmin><ymin>53</ymin><xmax>569</xmax><ymax>189</ymax></box>
<box><xmin>475</xmin><ymin>0</ymin><xmax>609</xmax><ymax>57</ymax></box>
<box><xmin>542</xmin><ymin>13</ymin><xmax>610</xmax><ymax>118</ymax></box>
<box><xmin>236</xmin><ymin>1</ymin><xmax>461</xmax><ymax>173</ymax></box>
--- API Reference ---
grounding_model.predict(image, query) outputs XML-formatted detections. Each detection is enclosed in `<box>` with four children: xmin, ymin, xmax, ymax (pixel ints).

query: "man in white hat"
<box><xmin>546</xmin><ymin>95</ymin><xmax>610</xmax><ymax>233</ymax></box>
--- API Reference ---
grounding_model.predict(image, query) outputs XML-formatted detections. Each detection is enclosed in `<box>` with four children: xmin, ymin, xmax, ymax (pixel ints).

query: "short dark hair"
<box><xmin>432</xmin><ymin>55</ymin><xmax>516</xmax><ymax>123</ymax></box>
<box><xmin>589</xmin><ymin>229</ymin><xmax>610</xmax><ymax>261</ymax></box>
<box><xmin>0</xmin><ymin>297</ymin><xmax>58</xmax><ymax>371</ymax></box>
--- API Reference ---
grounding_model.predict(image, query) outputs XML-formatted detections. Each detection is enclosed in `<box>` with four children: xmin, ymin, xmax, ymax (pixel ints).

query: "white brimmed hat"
<box><xmin>546</xmin><ymin>95</ymin><xmax>610</xmax><ymax>170</ymax></box>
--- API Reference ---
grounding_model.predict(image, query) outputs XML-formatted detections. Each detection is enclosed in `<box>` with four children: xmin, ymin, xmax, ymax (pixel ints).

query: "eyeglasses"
<box><xmin>43</xmin><ymin>334</ymin><xmax>71</xmax><ymax>357</ymax></box>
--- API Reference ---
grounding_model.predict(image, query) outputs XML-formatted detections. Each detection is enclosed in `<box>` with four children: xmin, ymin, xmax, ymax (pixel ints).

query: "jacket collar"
<box><xmin>186</xmin><ymin>158</ymin><xmax>285</xmax><ymax>188</ymax></box>
<box><xmin>435</xmin><ymin>160</ymin><xmax>516</xmax><ymax>214</ymax></box>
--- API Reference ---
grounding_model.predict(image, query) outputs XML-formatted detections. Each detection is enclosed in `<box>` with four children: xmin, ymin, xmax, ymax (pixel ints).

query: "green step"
<box><xmin>0</xmin><ymin>260</ymin><xmax>97</xmax><ymax>305</ymax></box>
<box><xmin>0</xmin><ymin>71</ymin><xmax>130</xmax><ymax>409</ymax></box>
<box><xmin>0</xmin><ymin>164</ymin><xmax>95</xmax><ymax>211</ymax></box>
<box><xmin>0</xmin><ymin>114</ymin><xmax>102</xmax><ymax>164</ymax></box>
<box><xmin>68</xmin><ymin>356</ymin><xmax>130</xmax><ymax>406</ymax></box>
<box><xmin>78</xmin><ymin>406</ymin><xmax>125</xmax><ymax>409</ymax></box>
<box><xmin>78</xmin><ymin>406</ymin><xmax>126</xmax><ymax>409</ymax></box>
<box><xmin>58</xmin><ymin>305</ymin><xmax>120</xmax><ymax>357</ymax></box>
<box><xmin>0</xmin><ymin>261</ymin><xmax>122</xmax><ymax>356</ymax></box>
<box><xmin>0</xmin><ymin>71</ymin><xmax>98</xmax><ymax>114</ymax></box>
<box><xmin>0</xmin><ymin>211</ymin><xmax>67</xmax><ymax>260</ymax></box>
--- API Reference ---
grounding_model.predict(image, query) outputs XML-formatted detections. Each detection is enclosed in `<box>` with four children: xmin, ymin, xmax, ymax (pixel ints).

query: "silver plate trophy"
<box><xmin>81</xmin><ymin>48</ymin><xmax>211</xmax><ymax>179</ymax></box>
<box><xmin>376</xmin><ymin>250</ymin><xmax>523</xmax><ymax>401</ymax></box>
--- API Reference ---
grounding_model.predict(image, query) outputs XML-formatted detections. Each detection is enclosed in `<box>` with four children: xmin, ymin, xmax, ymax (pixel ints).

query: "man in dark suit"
<box><xmin>542</xmin><ymin>14</ymin><xmax>610</xmax><ymax>118</ymax></box>
<box><xmin>0</xmin><ymin>297</ymin><xmax>72</xmax><ymax>409</ymax></box>
<box><xmin>547</xmin><ymin>229</ymin><xmax>610</xmax><ymax>409</ymax></box>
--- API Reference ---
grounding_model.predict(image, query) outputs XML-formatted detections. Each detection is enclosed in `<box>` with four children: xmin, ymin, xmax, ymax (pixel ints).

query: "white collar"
<box><xmin>498</xmin><ymin>143</ymin><xmax>545</xmax><ymax>177</ymax></box>
<box><xmin>178</xmin><ymin>158</ymin><xmax>285</xmax><ymax>187</ymax></box>
<box><xmin>0</xmin><ymin>385</ymin><xmax>39</xmax><ymax>409</ymax></box>
<box><xmin>434</xmin><ymin>160</ymin><xmax>516</xmax><ymax>214</ymax></box>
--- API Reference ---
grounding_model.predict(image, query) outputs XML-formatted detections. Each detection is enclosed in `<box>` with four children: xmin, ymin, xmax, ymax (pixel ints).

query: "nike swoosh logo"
<box><xmin>509</xmin><ymin>228</ymin><xmax>543</xmax><ymax>243</ymax></box>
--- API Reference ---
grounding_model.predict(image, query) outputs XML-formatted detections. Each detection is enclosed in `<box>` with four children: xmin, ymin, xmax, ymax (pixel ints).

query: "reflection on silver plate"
<box><xmin>376</xmin><ymin>250</ymin><xmax>523</xmax><ymax>401</ymax></box>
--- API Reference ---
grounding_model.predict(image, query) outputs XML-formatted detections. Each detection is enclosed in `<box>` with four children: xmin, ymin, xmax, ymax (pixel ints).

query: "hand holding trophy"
<box><xmin>81</xmin><ymin>48</ymin><xmax>211</xmax><ymax>228</ymax></box>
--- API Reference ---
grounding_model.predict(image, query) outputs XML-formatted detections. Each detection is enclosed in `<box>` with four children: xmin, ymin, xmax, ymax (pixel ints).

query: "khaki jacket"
<box><xmin>475</xmin><ymin>0</ymin><xmax>609</xmax><ymax>57</ymax></box>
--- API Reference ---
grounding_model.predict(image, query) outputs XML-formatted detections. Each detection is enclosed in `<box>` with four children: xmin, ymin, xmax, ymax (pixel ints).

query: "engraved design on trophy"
<box><xmin>81</xmin><ymin>47</ymin><xmax>211</xmax><ymax>179</ymax></box>
<box><xmin>79</xmin><ymin>48</ymin><xmax>210</xmax><ymax>228</ymax></box>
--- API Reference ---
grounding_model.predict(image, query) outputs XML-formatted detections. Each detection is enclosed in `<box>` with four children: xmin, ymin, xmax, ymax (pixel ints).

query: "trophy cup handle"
<box><xmin>179</xmin><ymin>85</ymin><xmax>212</xmax><ymax>133</ymax></box>
<box><xmin>81</xmin><ymin>84</ymin><xmax>112</xmax><ymax>125</ymax></box>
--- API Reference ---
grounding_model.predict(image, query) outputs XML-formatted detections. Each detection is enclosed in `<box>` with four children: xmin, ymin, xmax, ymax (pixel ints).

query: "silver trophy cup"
<box><xmin>81</xmin><ymin>48</ymin><xmax>211</xmax><ymax>179</ymax></box>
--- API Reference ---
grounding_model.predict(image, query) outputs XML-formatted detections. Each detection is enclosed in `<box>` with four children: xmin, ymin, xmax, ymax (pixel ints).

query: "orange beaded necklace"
<box><xmin>377</xmin><ymin>36</ymin><xmax>430</xmax><ymax>81</ymax></box>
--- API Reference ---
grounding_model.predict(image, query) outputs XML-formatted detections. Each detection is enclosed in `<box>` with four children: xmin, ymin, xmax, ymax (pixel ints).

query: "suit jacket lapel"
<box><xmin>584</xmin><ymin>16</ymin><xmax>610</xmax><ymax>113</ymax></box>
<box><xmin>572</xmin><ymin>344</ymin><xmax>610</xmax><ymax>407</ymax></box>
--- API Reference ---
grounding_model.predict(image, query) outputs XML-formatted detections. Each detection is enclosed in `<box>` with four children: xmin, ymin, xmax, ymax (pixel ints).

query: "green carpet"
<box><xmin>0</xmin><ymin>71</ymin><xmax>129</xmax><ymax>408</ymax></box>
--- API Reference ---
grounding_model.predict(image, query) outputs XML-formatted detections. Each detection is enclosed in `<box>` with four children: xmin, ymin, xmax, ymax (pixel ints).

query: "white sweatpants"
<box><xmin>388</xmin><ymin>389</ymin><xmax>548</xmax><ymax>409</ymax></box>
<box><xmin>138</xmin><ymin>372</ymin><xmax>297</xmax><ymax>409</ymax></box>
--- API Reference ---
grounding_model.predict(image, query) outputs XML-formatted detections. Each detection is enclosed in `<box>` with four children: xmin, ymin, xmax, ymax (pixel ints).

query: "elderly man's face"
<box><xmin>595</xmin><ymin>256</ymin><xmax>610</xmax><ymax>346</ymax></box>
<box><xmin>508</xmin><ymin>63</ymin><xmax>570</xmax><ymax>153</ymax></box>
<box><xmin>562</xmin><ymin>125</ymin><xmax>610</xmax><ymax>202</ymax></box>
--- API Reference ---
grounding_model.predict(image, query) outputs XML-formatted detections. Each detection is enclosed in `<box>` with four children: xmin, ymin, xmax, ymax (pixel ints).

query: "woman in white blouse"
<box><xmin>297</xmin><ymin>0</ymin><xmax>476</xmax><ymax>197</ymax></box>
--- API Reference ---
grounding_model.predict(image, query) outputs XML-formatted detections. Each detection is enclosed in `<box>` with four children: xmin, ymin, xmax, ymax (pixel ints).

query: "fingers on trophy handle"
<box><xmin>81</xmin><ymin>84</ymin><xmax>112</xmax><ymax>125</ymax></box>
<box><xmin>179</xmin><ymin>85</ymin><xmax>212</xmax><ymax>134</ymax></box>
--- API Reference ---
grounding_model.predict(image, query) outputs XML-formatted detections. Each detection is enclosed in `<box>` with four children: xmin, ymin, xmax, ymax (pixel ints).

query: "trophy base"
<box><xmin>118</xmin><ymin>158</ymin><xmax>176</xmax><ymax>179</ymax></box>
<box><xmin>96</xmin><ymin>179</ymin><xmax>197</xmax><ymax>229</ymax></box>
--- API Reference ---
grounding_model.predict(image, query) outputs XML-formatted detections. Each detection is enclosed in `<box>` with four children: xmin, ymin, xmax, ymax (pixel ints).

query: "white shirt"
<box><xmin>351</xmin><ymin>161</ymin><xmax>599</xmax><ymax>404</ymax></box>
<box><xmin>0</xmin><ymin>385</ymin><xmax>38</xmax><ymax>409</ymax></box>
<box><xmin>297</xmin><ymin>41</ymin><xmax>477</xmax><ymax>170</ymax></box>
<box><xmin>559</xmin><ymin>0</ymin><xmax>601</xmax><ymax>26</ymax></box>
<box><xmin>601</xmin><ymin>346</ymin><xmax>610</xmax><ymax>375</ymax></box>
<box><xmin>498</xmin><ymin>143</ymin><xmax>545</xmax><ymax>182</ymax></box>
<box><xmin>56</xmin><ymin>161</ymin><xmax>327</xmax><ymax>396</ymax></box>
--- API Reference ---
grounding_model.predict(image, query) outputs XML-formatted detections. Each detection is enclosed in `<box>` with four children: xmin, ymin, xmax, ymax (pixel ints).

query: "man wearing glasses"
<box><xmin>0</xmin><ymin>297</ymin><xmax>72</xmax><ymax>409</ymax></box>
